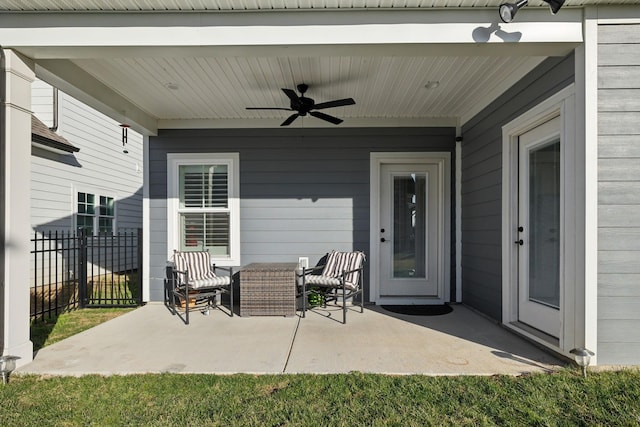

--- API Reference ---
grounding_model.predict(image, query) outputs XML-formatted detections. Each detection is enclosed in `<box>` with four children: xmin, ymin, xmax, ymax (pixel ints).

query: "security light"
<box><xmin>499</xmin><ymin>0</ymin><xmax>528</xmax><ymax>23</ymax></box>
<box><xmin>499</xmin><ymin>0</ymin><xmax>565</xmax><ymax>23</ymax></box>
<box><xmin>545</xmin><ymin>0</ymin><xmax>566</xmax><ymax>14</ymax></box>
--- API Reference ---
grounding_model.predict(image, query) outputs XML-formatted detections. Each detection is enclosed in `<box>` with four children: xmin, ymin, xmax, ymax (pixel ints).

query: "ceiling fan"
<box><xmin>246</xmin><ymin>83</ymin><xmax>356</xmax><ymax>126</ymax></box>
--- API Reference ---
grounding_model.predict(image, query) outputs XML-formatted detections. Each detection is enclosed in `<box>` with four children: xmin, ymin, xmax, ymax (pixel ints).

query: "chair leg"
<box><xmin>301</xmin><ymin>277</ymin><xmax>306</xmax><ymax>318</ymax></box>
<box><xmin>342</xmin><ymin>283</ymin><xmax>347</xmax><ymax>324</ymax></box>
<box><xmin>185</xmin><ymin>292</ymin><xmax>190</xmax><ymax>325</ymax></box>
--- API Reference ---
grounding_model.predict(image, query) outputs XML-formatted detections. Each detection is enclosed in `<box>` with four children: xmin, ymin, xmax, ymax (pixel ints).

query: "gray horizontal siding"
<box><xmin>148</xmin><ymin>127</ymin><xmax>455</xmax><ymax>302</ymax></box>
<box><xmin>460</xmin><ymin>54</ymin><xmax>575</xmax><ymax>322</ymax></box>
<box><xmin>597</xmin><ymin>23</ymin><xmax>640</xmax><ymax>365</ymax></box>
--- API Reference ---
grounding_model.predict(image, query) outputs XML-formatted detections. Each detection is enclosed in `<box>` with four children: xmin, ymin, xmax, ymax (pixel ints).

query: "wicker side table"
<box><xmin>239</xmin><ymin>263</ymin><xmax>298</xmax><ymax>316</ymax></box>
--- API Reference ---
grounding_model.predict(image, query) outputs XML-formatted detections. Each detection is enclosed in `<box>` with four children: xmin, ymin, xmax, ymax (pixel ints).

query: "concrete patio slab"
<box><xmin>18</xmin><ymin>303</ymin><xmax>565</xmax><ymax>376</ymax></box>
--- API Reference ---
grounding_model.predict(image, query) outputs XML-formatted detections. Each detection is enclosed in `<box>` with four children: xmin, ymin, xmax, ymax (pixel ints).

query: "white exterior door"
<box><xmin>371</xmin><ymin>153</ymin><xmax>450</xmax><ymax>305</ymax></box>
<box><xmin>517</xmin><ymin>116</ymin><xmax>562</xmax><ymax>338</ymax></box>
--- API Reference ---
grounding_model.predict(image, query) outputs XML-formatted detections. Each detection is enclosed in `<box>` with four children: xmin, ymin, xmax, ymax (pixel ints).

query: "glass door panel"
<box><xmin>528</xmin><ymin>141</ymin><xmax>561</xmax><ymax>308</ymax></box>
<box><xmin>392</xmin><ymin>174</ymin><xmax>426</xmax><ymax>279</ymax></box>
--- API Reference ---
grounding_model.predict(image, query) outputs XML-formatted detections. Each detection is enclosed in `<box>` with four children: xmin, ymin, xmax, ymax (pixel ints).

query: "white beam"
<box><xmin>34</xmin><ymin>59</ymin><xmax>158</xmax><ymax>136</ymax></box>
<box><xmin>0</xmin><ymin>9</ymin><xmax>583</xmax><ymax>50</ymax></box>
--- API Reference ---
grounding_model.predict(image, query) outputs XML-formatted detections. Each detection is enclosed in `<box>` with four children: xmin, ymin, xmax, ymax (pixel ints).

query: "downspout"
<box><xmin>49</xmin><ymin>87</ymin><xmax>58</xmax><ymax>132</ymax></box>
<box><xmin>0</xmin><ymin>46</ymin><xmax>6</xmax><ymax>352</ymax></box>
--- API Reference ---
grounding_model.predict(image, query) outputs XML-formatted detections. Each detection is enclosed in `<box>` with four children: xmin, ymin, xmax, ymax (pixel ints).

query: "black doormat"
<box><xmin>381</xmin><ymin>304</ymin><xmax>453</xmax><ymax>316</ymax></box>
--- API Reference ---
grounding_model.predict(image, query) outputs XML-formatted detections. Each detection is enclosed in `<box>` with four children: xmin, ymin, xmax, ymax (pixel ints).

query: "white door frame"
<box><xmin>370</xmin><ymin>152</ymin><xmax>451</xmax><ymax>305</ymax></box>
<box><xmin>501</xmin><ymin>84</ymin><xmax>580</xmax><ymax>357</ymax></box>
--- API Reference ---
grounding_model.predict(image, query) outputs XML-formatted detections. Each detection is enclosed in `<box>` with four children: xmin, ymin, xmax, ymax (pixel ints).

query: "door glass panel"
<box><xmin>393</xmin><ymin>173</ymin><xmax>426</xmax><ymax>278</ymax></box>
<box><xmin>528</xmin><ymin>140</ymin><xmax>560</xmax><ymax>309</ymax></box>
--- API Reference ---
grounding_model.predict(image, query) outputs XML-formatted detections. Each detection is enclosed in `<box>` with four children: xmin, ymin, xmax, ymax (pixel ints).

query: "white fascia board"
<box><xmin>158</xmin><ymin>116</ymin><xmax>459</xmax><ymax>129</ymax></box>
<box><xmin>0</xmin><ymin>9</ymin><xmax>583</xmax><ymax>48</ymax></box>
<box><xmin>34</xmin><ymin>59</ymin><xmax>158</xmax><ymax>136</ymax></box>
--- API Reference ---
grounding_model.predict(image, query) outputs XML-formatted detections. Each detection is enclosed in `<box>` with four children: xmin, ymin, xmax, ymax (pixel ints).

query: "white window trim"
<box><xmin>167</xmin><ymin>153</ymin><xmax>240</xmax><ymax>267</ymax></box>
<box><xmin>73</xmin><ymin>186</ymin><xmax>118</xmax><ymax>235</ymax></box>
<box><xmin>501</xmin><ymin>84</ymin><xmax>582</xmax><ymax>360</ymax></box>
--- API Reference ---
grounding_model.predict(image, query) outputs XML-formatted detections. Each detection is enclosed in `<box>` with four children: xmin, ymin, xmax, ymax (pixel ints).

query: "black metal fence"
<box><xmin>30</xmin><ymin>228</ymin><xmax>143</xmax><ymax>322</ymax></box>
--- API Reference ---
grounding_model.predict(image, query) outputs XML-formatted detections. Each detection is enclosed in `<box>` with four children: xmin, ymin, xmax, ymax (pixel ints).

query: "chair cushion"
<box><xmin>321</xmin><ymin>251</ymin><xmax>365</xmax><ymax>287</ymax></box>
<box><xmin>305</xmin><ymin>274</ymin><xmax>358</xmax><ymax>291</ymax></box>
<box><xmin>191</xmin><ymin>275</ymin><xmax>231</xmax><ymax>288</ymax></box>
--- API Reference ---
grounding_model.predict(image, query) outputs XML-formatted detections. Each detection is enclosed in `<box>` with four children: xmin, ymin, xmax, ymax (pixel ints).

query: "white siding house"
<box><xmin>30</xmin><ymin>79</ymin><xmax>143</xmax><ymax>235</ymax></box>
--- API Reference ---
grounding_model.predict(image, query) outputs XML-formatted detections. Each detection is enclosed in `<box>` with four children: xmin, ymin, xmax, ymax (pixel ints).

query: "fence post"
<box><xmin>78</xmin><ymin>229</ymin><xmax>88</xmax><ymax>308</ymax></box>
<box><xmin>137</xmin><ymin>228</ymin><xmax>143</xmax><ymax>304</ymax></box>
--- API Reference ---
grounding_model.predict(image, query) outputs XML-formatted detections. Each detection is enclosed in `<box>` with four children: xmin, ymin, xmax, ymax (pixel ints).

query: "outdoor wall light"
<box><xmin>0</xmin><ymin>355</ymin><xmax>20</xmax><ymax>384</ymax></box>
<box><xmin>499</xmin><ymin>0</ymin><xmax>565</xmax><ymax>23</ymax></box>
<box><xmin>570</xmin><ymin>347</ymin><xmax>595</xmax><ymax>378</ymax></box>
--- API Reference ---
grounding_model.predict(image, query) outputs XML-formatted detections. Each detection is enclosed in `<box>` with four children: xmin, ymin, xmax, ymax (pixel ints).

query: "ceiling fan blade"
<box><xmin>282</xmin><ymin>88</ymin><xmax>299</xmax><ymax>102</ymax></box>
<box><xmin>246</xmin><ymin>107</ymin><xmax>293</xmax><ymax>110</ymax></box>
<box><xmin>310</xmin><ymin>111</ymin><xmax>343</xmax><ymax>125</ymax></box>
<box><xmin>280</xmin><ymin>113</ymin><xmax>299</xmax><ymax>126</ymax></box>
<box><xmin>313</xmin><ymin>98</ymin><xmax>356</xmax><ymax>110</ymax></box>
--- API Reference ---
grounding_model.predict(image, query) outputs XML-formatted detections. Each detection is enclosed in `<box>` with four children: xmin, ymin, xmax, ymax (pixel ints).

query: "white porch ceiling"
<box><xmin>0</xmin><ymin>2</ymin><xmax>615</xmax><ymax>132</ymax></box>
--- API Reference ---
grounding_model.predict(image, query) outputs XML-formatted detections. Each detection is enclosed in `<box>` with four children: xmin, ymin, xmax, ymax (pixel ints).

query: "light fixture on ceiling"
<box><xmin>424</xmin><ymin>81</ymin><xmax>440</xmax><ymax>90</ymax></box>
<box><xmin>499</xmin><ymin>0</ymin><xmax>565</xmax><ymax>23</ymax></box>
<box><xmin>164</xmin><ymin>82</ymin><xmax>179</xmax><ymax>90</ymax></box>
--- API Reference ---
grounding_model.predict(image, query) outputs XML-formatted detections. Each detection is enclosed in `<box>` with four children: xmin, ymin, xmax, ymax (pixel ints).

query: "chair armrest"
<box><xmin>212</xmin><ymin>264</ymin><xmax>234</xmax><ymax>275</ymax></box>
<box><xmin>342</xmin><ymin>265</ymin><xmax>364</xmax><ymax>275</ymax></box>
<box><xmin>301</xmin><ymin>265</ymin><xmax>325</xmax><ymax>276</ymax></box>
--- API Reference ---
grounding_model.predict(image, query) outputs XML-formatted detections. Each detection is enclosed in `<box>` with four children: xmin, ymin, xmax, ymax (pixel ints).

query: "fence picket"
<box><xmin>30</xmin><ymin>228</ymin><xmax>142</xmax><ymax>322</ymax></box>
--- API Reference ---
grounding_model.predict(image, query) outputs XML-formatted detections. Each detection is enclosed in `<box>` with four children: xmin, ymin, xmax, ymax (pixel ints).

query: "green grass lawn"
<box><xmin>3</xmin><ymin>370</ymin><xmax>640</xmax><ymax>425</ymax></box>
<box><xmin>23</xmin><ymin>309</ymin><xmax>640</xmax><ymax>425</ymax></box>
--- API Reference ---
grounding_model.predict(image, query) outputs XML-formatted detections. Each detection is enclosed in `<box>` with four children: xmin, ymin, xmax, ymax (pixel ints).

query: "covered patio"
<box><xmin>18</xmin><ymin>304</ymin><xmax>563</xmax><ymax>376</ymax></box>
<box><xmin>7</xmin><ymin>1</ymin><xmax>640</xmax><ymax>369</ymax></box>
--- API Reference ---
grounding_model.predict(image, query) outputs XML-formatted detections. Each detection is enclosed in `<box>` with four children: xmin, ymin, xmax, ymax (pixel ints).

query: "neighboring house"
<box><xmin>30</xmin><ymin>79</ymin><xmax>143</xmax><ymax>236</ymax></box>
<box><xmin>28</xmin><ymin>79</ymin><xmax>144</xmax><ymax>287</ymax></box>
<box><xmin>1</xmin><ymin>1</ymin><xmax>639</xmax><ymax>368</ymax></box>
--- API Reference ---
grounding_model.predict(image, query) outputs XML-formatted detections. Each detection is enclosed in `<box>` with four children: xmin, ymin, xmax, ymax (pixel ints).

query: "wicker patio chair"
<box><xmin>299</xmin><ymin>250</ymin><xmax>366</xmax><ymax>324</ymax></box>
<box><xmin>167</xmin><ymin>250</ymin><xmax>234</xmax><ymax>324</ymax></box>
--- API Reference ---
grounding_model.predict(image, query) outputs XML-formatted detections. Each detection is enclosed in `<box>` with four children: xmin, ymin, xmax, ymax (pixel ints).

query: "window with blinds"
<box><xmin>178</xmin><ymin>164</ymin><xmax>230</xmax><ymax>255</ymax></box>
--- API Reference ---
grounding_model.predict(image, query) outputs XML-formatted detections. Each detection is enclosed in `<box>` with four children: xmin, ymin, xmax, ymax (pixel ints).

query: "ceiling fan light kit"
<box><xmin>246</xmin><ymin>83</ymin><xmax>356</xmax><ymax>126</ymax></box>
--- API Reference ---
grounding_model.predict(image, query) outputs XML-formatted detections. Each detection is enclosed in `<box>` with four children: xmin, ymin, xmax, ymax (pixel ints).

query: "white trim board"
<box><xmin>501</xmin><ymin>84</ymin><xmax>584</xmax><ymax>360</ymax></box>
<box><xmin>166</xmin><ymin>152</ymin><xmax>241</xmax><ymax>267</ymax></box>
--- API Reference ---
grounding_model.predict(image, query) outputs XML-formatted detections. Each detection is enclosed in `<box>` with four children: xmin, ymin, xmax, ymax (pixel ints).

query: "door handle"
<box><xmin>514</xmin><ymin>239</ymin><xmax>524</xmax><ymax>246</ymax></box>
<box><xmin>380</xmin><ymin>238</ymin><xmax>387</xmax><ymax>242</ymax></box>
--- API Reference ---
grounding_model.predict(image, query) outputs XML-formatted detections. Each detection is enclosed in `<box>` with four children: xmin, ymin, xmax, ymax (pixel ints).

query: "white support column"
<box><xmin>1</xmin><ymin>49</ymin><xmax>34</xmax><ymax>366</ymax></box>
<box><xmin>142</xmin><ymin>134</ymin><xmax>150</xmax><ymax>302</ymax></box>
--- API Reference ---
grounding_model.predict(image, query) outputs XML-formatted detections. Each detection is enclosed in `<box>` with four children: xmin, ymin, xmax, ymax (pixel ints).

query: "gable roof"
<box><xmin>31</xmin><ymin>115</ymin><xmax>79</xmax><ymax>154</ymax></box>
